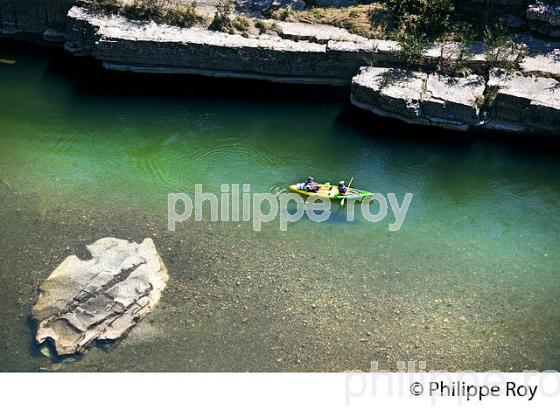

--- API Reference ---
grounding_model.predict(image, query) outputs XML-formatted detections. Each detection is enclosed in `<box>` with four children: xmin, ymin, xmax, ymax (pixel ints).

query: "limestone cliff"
<box><xmin>2</xmin><ymin>2</ymin><xmax>560</xmax><ymax>136</ymax></box>
<box><xmin>351</xmin><ymin>66</ymin><xmax>560</xmax><ymax>135</ymax></box>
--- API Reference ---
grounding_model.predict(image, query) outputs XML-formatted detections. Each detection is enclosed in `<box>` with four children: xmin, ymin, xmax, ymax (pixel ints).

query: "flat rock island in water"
<box><xmin>32</xmin><ymin>237</ymin><xmax>168</xmax><ymax>356</ymax></box>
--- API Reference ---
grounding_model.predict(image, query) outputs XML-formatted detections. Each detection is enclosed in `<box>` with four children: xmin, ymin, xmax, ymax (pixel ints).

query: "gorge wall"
<box><xmin>1</xmin><ymin>1</ymin><xmax>560</xmax><ymax>136</ymax></box>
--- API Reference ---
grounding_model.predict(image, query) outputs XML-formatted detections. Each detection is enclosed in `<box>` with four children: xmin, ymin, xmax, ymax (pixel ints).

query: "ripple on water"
<box><xmin>126</xmin><ymin>137</ymin><xmax>278</xmax><ymax>195</ymax></box>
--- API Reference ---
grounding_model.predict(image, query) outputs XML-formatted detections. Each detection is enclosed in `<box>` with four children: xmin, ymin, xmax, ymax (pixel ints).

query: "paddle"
<box><xmin>340</xmin><ymin>177</ymin><xmax>354</xmax><ymax>206</ymax></box>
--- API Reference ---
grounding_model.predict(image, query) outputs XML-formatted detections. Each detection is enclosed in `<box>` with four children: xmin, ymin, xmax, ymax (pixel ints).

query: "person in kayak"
<box><xmin>301</xmin><ymin>177</ymin><xmax>319</xmax><ymax>193</ymax></box>
<box><xmin>338</xmin><ymin>180</ymin><xmax>348</xmax><ymax>195</ymax></box>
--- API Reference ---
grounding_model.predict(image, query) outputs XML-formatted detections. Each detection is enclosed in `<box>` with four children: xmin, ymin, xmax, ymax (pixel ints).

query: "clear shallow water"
<box><xmin>1</xmin><ymin>42</ymin><xmax>559</xmax><ymax>371</ymax></box>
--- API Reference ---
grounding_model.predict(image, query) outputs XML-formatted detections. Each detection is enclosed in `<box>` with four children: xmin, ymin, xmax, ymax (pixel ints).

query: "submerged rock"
<box><xmin>32</xmin><ymin>237</ymin><xmax>168</xmax><ymax>356</ymax></box>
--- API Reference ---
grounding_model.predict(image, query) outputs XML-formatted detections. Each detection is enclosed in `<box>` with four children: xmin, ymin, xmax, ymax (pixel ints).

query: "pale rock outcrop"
<box><xmin>486</xmin><ymin>67</ymin><xmax>560</xmax><ymax>133</ymax></box>
<box><xmin>351</xmin><ymin>67</ymin><xmax>486</xmax><ymax>131</ymax></box>
<box><xmin>351</xmin><ymin>65</ymin><xmax>560</xmax><ymax>135</ymax></box>
<box><xmin>32</xmin><ymin>237</ymin><xmax>168</xmax><ymax>356</ymax></box>
<box><xmin>515</xmin><ymin>34</ymin><xmax>560</xmax><ymax>80</ymax></box>
<box><xmin>62</xmin><ymin>5</ymin><xmax>560</xmax><ymax>86</ymax></box>
<box><xmin>423</xmin><ymin>73</ymin><xmax>486</xmax><ymax>126</ymax></box>
<box><xmin>65</xmin><ymin>6</ymin><xmax>374</xmax><ymax>85</ymax></box>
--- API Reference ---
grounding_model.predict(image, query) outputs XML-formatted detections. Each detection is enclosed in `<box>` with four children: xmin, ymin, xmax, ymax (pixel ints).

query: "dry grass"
<box><xmin>271</xmin><ymin>4</ymin><xmax>392</xmax><ymax>39</ymax></box>
<box><xmin>89</xmin><ymin>0</ymin><xmax>284</xmax><ymax>36</ymax></box>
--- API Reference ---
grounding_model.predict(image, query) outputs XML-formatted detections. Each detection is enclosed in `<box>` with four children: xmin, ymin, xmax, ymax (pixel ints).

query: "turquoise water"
<box><xmin>1</xmin><ymin>42</ymin><xmax>559</xmax><ymax>371</ymax></box>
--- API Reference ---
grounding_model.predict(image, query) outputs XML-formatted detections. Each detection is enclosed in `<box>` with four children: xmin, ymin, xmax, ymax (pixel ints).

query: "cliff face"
<box><xmin>351</xmin><ymin>67</ymin><xmax>560</xmax><ymax>135</ymax></box>
<box><xmin>2</xmin><ymin>3</ymin><xmax>560</xmax><ymax>136</ymax></box>
<box><xmin>65</xmin><ymin>6</ymin><xmax>379</xmax><ymax>85</ymax></box>
<box><xmin>0</xmin><ymin>0</ymin><xmax>75</xmax><ymax>35</ymax></box>
<box><xmin>61</xmin><ymin>6</ymin><xmax>560</xmax><ymax>135</ymax></box>
<box><xmin>351</xmin><ymin>68</ymin><xmax>486</xmax><ymax>132</ymax></box>
<box><xmin>65</xmin><ymin>7</ymin><xmax>560</xmax><ymax>79</ymax></box>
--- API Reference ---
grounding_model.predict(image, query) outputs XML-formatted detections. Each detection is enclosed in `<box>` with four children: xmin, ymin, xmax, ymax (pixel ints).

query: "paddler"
<box><xmin>301</xmin><ymin>177</ymin><xmax>319</xmax><ymax>193</ymax></box>
<box><xmin>338</xmin><ymin>180</ymin><xmax>348</xmax><ymax>195</ymax></box>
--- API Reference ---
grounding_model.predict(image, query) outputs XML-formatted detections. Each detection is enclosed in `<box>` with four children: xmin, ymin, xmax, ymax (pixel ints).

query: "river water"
<box><xmin>1</xmin><ymin>41</ymin><xmax>559</xmax><ymax>371</ymax></box>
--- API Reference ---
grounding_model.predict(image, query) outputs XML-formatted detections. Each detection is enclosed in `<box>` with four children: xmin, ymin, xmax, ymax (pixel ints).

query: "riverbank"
<box><xmin>67</xmin><ymin>4</ymin><xmax>560</xmax><ymax>135</ymax></box>
<box><xmin>2</xmin><ymin>1</ymin><xmax>560</xmax><ymax>136</ymax></box>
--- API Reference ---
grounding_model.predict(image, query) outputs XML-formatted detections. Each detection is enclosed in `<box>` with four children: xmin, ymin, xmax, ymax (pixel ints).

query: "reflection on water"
<box><xmin>0</xmin><ymin>41</ymin><xmax>559</xmax><ymax>371</ymax></box>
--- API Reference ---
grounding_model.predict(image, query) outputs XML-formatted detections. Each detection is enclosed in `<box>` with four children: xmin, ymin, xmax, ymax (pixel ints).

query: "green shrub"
<box><xmin>164</xmin><ymin>3</ymin><xmax>205</xmax><ymax>28</ymax></box>
<box><xmin>279</xmin><ymin>9</ymin><xmax>292</xmax><ymax>21</ymax></box>
<box><xmin>89</xmin><ymin>0</ymin><xmax>205</xmax><ymax>28</ymax></box>
<box><xmin>438</xmin><ymin>24</ymin><xmax>474</xmax><ymax>76</ymax></box>
<box><xmin>209</xmin><ymin>0</ymin><xmax>234</xmax><ymax>32</ymax></box>
<box><xmin>255</xmin><ymin>19</ymin><xmax>268</xmax><ymax>34</ymax></box>
<box><xmin>312</xmin><ymin>8</ymin><xmax>326</xmax><ymax>19</ymax></box>
<box><xmin>343</xmin><ymin>19</ymin><xmax>357</xmax><ymax>32</ymax></box>
<box><xmin>232</xmin><ymin>15</ymin><xmax>251</xmax><ymax>32</ymax></box>
<box><xmin>396</xmin><ymin>31</ymin><xmax>428</xmax><ymax>67</ymax></box>
<box><xmin>122</xmin><ymin>0</ymin><xmax>164</xmax><ymax>22</ymax></box>
<box><xmin>89</xmin><ymin>0</ymin><xmax>122</xmax><ymax>15</ymax></box>
<box><xmin>475</xmin><ymin>86</ymin><xmax>498</xmax><ymax>111</ymax></box>
<box><xmin>385</xmin><ymin>0</ymin><xmax>455</xmax><ymax>39</ymax></box>
<box><xmin>483</xmin><ymin>21</ymin><xmax>526</xmax><ymax>70</ymax></box>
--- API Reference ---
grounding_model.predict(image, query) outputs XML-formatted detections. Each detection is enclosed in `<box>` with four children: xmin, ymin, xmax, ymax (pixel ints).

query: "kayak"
<box><xmin>288</xmin><ymin>183</ymin><xmax>373</xmax><ymax>201</ymax></box>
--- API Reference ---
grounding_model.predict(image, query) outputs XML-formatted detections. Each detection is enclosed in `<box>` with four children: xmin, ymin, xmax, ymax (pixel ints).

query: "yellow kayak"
<box><xmin>288</xmin><ymin>183</ymin><xmax>373</xmax><ymax>201</ymax></box>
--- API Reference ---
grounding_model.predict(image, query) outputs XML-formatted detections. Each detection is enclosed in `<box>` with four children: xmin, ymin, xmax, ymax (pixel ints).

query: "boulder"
<box><xmin>32</xmin><ymin>237</ymin><xmax>168</xmax><ymax>356</ymax></box>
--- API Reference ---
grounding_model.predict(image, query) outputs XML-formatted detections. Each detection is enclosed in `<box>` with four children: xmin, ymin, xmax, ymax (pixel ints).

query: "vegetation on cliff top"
<box><xmin>89</xmin><ymin>0</ymin><xmax>206</xmax><ymax>28</ymax></box>
<box><xmin>88</xmin><ymin>0</ymin><xmax>277</xmax><ymax>36</ymax></box>
<box><xmin>270</xmin><ymin>4</ymin><xmax>389</xmax><ymax>39</ymax></box>
<box><xmin>86</xmin><ymin>0</ymin><xmax>527</xmax><ymax>74</ymax></box>
<box><xmin>274</xmin><ymin>0</ymin><xmax>526</xmax><ymax>72</ymax></box>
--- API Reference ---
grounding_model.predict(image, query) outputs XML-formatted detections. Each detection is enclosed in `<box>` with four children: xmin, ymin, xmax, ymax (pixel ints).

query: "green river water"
<box><xmin>0</xmin><ymin>41</ymin><xmax>559</xmax><ymax>371</ymax></box>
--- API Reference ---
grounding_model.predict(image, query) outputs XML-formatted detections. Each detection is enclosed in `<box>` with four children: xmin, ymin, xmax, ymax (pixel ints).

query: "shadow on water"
<box><xmin>336</xmin><ymin>103</ymin><xmax>560</xmax><ymax>158</ymax></box>
<box><xmin>25</xmin><ymin>315</ymin><xmax>44</xmax><ymax>360</ymax></box>
<box><xmin>25</xmin><ymin>317</ymin><xmax>69</xmax><ymax>367</ymax></box>
<box><xmin>43</xmin><ymin>49</ymin><xmax>347</xmax><ymax>103</ymax></box>
<box><xmin>3</xmin><ymin>37</ymin><xmax>560</xmax><ymax>158</ymax></box>
<box><xmin>26</xmin><ymin>313</ymin><xmax>119</xmax><ymax>366</ymax></box>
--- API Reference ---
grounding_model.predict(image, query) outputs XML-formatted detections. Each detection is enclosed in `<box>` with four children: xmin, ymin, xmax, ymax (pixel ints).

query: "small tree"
<box><xmin>438</xmin><ymin>24</ymin><xmax>475</xmax><ymax>76</ymax></box>
<box><xmin>397</xmin><ymin>31</ymin><xmax>428</xmax><ymax>68</ymax></box>
<box><xmin>385</xmin><ymin>0</ymin><xmax>455</xmax><ymax>39</ymax></box>
<box><xmin>483</xmin><ymin>21</ymin><xmax>526</xmax><ymax>71</ymax></box>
